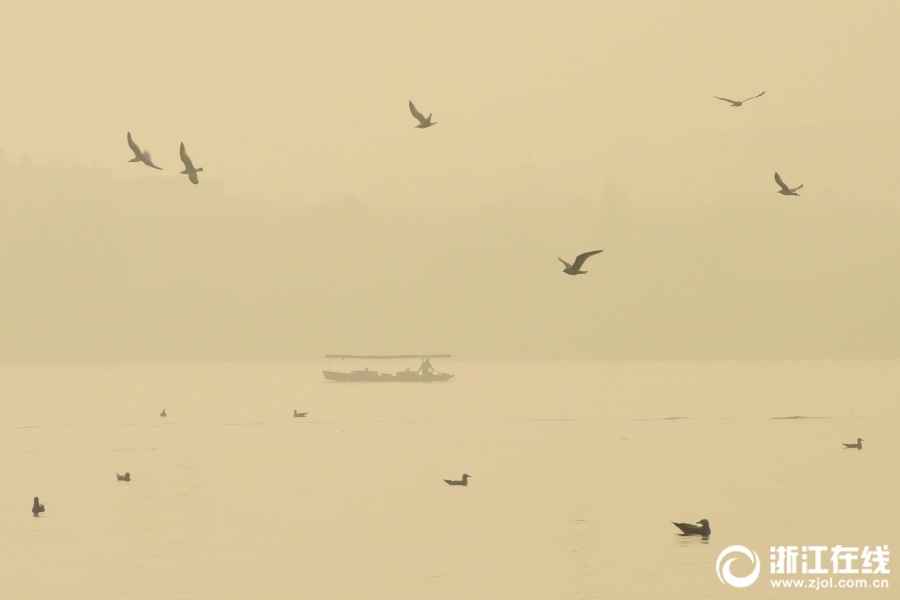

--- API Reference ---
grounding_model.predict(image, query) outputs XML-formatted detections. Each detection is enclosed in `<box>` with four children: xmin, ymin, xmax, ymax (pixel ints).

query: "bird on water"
<box><xmin>409</xmin><ymin>101</ymin><xmax>437</xmax><ymax>129</ymax></box>
<box><xmin>712</xmin><ymin>91</ymin><xmax>765</xmax><ymax>107</ymax></box>
<box><xmin>774</xmin><ymin>172</ymin><xmax>803</xmax><ymax>196</ymax></box>
<box><xmin>672</xmin><ymin>519</ymin><xmax>711</xmax><ymax>537</ymax></box>
<box><xmin>160</xmin><ymin>409</ymin><xmax>167</xmax><ymax>417</ymax></box>
<box><xmin>117</xmin><ymin>472</ymin><xmax>131</xmax><ymax>481</ymax></box>
<box><xmin>179</xmin><ymin>142</ymin><xmax>203</xmax><ymax>184</ymax></box>
<box><xmin>32</xmin><ymin>497</ymin><xmax>45</xmax><ymax>516</ymax></box>
<box><xmin>843</xmin><ymin>438</ymin><xmax>863</xmax><ymax>449</ymax></box>
<box><xmin>444</xmin><ymin>474</ymin><xmax>471</xmax><ymax>486</ymax></box>
<box><xmin>127</xmin><ymin>132</ymin><xmax>163</xmax><ymax>170</ymax></box>
<box><xmin>558</xmin><ymin>250</ymin><xmax>603</xmax><ymax>275</ymax></box>
<box><xmin>294</xmin><ymin>410</ymin><xmax>308</xmax><ymax>418</ymax></box>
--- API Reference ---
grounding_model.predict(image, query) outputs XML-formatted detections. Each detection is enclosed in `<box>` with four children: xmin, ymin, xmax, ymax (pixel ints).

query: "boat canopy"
<box><xmin>325</xmin><ymin>354</ymin><xmax>450</xmax><ymax>359</ymax></box>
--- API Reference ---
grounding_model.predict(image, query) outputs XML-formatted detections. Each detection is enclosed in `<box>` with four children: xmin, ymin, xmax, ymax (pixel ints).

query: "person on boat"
<box><xmin>418</xmin><ymin>358</ymin><xmax>434</xmax><ymax>375</ymax></box>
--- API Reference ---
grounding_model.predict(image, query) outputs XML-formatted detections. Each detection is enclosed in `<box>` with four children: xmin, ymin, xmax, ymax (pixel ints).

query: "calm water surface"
<box><xmin>1</xmin><ymin>361</ymin><xmax>897</xmax><ymax>599</ymax></box>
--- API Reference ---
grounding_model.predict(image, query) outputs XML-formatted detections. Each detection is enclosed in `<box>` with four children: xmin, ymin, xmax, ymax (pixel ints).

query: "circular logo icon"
<box><xmin>716</xmin><ymin>545</ymin><xmax>761</xmax><ymax>588</ymax></box>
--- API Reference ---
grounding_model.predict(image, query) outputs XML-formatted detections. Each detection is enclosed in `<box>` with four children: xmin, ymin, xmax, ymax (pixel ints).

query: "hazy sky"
<box><xmin>2</xmin><ymin>1</ymin><xmax>899</xmax><ymax>199</ymax></box>
<box><xmin>2</xmin><ymin>1</ymin><xmax>900</xmax><ymax>362</ymax></box>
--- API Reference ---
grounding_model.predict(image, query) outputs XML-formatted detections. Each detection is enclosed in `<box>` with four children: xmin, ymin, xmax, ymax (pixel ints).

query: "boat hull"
<box><xmin>322</xmin><ymin>370</ymin><xmax>453</xmax><ymax>382</ymax></box>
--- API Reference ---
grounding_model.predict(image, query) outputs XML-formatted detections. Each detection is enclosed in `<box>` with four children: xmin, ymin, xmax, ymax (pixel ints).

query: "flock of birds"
<box><xmin>29</xmin><ymin>404</ymin><xmax>473</xmax><ymax>517</ymax></box>
<box><xmin>126</xmin><ymin>132</ymin><xmax>203</xmax><ymax>184</ymax></box>
<box><xmin>29</xmin><ymin>94</ymin><xmax>863</xmax><ymax>531</ymax></box>
<box><xmin>24</xmin><ymin>407</ymin><xmax>872</xmax><ymax>522</ymax></box>
<box><xmin>409</xmin><ymin>95</ymin><xmax>802</xmax><ymax>277</ymax></box>
<box><xmin>122</xmin><ymin>95</ymin><xmax>801</xmax><ymax>277</ymax></box>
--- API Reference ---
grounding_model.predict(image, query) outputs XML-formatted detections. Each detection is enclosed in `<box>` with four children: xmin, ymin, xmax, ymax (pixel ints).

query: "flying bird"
<box><xmin>160</xmin><ymin>409</ymin><xmax>167</xmax><ymax>417</ymax></box>
<box><xmin>32</xmin><ymin>497</ymin><xmax>45</xmax><ymax>516</ymax></box>
<box><xmin>672</xmin><ymin>519</ymin><xmax>711</xmax><ymax>537</ymax></box>
<box><xmin>117</xmin><ymin>472</ymin><xmax>131</xmax><ymax>481</ymax></box>
<box><xmin>127</xmin><ymin>132</ymin><xmax>163</xmax><ymax>170</ymax></box>
<box><xmin>558</xmin><ymin>250</ymin><xmax>603</xmax><ymax>275</ymax></box>
<box><xmin>179</xmin><ymin>143</ymin><xmax>203</xmax><ymax>184</ymax></box>
<box><xmin>293</xmin><ymin>410</ymin><xmax>308</xmax><ymax>418</ymax></box>
<box><xmin>409</xmin><ymin>101</ymin><xmax>437</xmax><ymax>129</ymax></box>
<box><xmin>843</xmin><ymin>438</ymin><xmax>863</xmax><ymax>449</ymax></box>
<box><xmin>444</xmin><ymin>474</ymin><xmax>471</xmax><ymax>486</ymax></box>
<box><xmin>712</xmin><ymin>91</ymin><xmax>765</xmax><ymax>107</ymax></box>
<box><xmin>774</xmin><ymin>172</ymin><xmax>803</xmax><ymax>196</ymax></box>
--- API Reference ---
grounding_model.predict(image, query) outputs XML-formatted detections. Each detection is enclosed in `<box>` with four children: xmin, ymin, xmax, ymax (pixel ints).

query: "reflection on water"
<box><xmin>675</xmin><ymin>535</ymin><xmax>710</xmax><ymax>546</ymax></box>
<box><xmin>0</xmin><ymin>361</ymin><xmax>897</xmax><ymax>599</ymax></box>
<box><xmin>770</xmin><ymin>415</ymin><xmax>830</xmax><ymax>420</ymax></box>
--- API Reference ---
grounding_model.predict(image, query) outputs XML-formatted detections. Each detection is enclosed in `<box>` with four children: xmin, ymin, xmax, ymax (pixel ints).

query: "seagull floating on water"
<box><xmin>294</xmin><ymin>410</ymin><xmax>308</xmax><ymax>418</ymax></box>
<box><xmin>32</xmin><ymin>497</ymin><xmax>45</xmax><ymax>516</ymax></box>
<box><xmin>127</xmin><ymin>132</ymin><xmax>163</xmax><ymax>170</ymax></box>
<box><xmin>179</xmin><ymin>143</ymin><xmax>203</xmax><ymax>184</ymax></box>
<box><xmin>672</xmin><ymin>519</ymin><xmax>710</xmax><ymax>537</ymax></box>
<box><xmin>409</xmin><ymin>101</ymin><xmax>437</xmax><ymax>129</ymax></box>
<box><xmin>117</xmin><ymin>472</ymin><xmax>131</xmax><ymax>481</ymax></box>
<box><xmin>774</xmin><ymin>172</ymin><xmax>803</xmax><ymax>196</ymax></box>
<box><xmin>559</xmin><ymin>250</ymin><xmax>603</xmax><ymax>275</ymax></box>
<box><xmin>843</xmin><ymin>438</ymin><xmax>863</xmax><ymax>449</ymax></box>
<box><xmin>160</xmin><ymin>409</ymin><xmax>167</xmax><ymax>417</ymax></box>
<box><xmin>712</xmin><ymin>91</ymin><xmax>765</xmax><ymax>107</ymax></box>
<box><xmin>444</xmin><ymin>474</ymin><xmax>471</xmax><ymax>486</ymax></box>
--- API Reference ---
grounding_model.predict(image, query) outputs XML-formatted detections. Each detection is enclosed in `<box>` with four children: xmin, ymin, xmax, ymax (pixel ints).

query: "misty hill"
<box><xmin>1</xmin><ymin>120</ymin><xmax>899</xmax><ymax>362</ymax></box>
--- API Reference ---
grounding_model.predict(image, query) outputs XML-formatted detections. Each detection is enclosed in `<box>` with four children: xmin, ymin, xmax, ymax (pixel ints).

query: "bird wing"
<box><xmin>712</xmin><ymin>95</ymin><xmax>738</xmax><ymax>104</ymax></box>
<box><xmin>188</xmin><ymin>172</ymin><xmax>199</xmax><ymax>184</ymax></box>
<box><xmin>790</xmin><ymin>183</ymin><xmax>803</xmax><ymax>193</ymax></box>
<box><xmin>740</xmin><ymin>91</ymin><xmax>765</xmax><ymax>103</ymax></box>
<box><xmin>572</xmin><ymin>250</ymin><xmax>603</xmax><ymax>270</ymax></box>
<box><xmin>409</xmin><ymin>100</ymin><xmax>427</xmax><ymax>124</ymax></box>
<box><xmin>143</xmin><ymin>151</ymin><xmax>162</xmax><ymax>170</ymax></box>
<box><xmin>558</xmin><ymin>257</ymin><xmax>572</xmax><ymax>269</ymax></box>
<box><xmin>180</xmin><ymin>142</ymin><xmax>194</xmax><ymax>171</ymax></box>
<box><xmin>127</xmin><ymin>132</ymin><xmax>143</xmax><ymax>158</ymax></box>
<box><xmin>774</xmin><ymin>172</ymin><xmax>790</xmax><ymax>192</ymax></box>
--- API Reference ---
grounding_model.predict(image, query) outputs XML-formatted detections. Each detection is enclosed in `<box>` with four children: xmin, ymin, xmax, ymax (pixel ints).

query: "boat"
<box><xmin>322</xmin><ymin>355</ymin><xmax>453</xmax><ymax>382</ymax></box>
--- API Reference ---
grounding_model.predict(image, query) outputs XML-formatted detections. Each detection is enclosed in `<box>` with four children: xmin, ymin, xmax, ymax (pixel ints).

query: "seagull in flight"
<box><xmin>712</xmin><ymin>91</ymin><xmax>765</xmax><ymax>107</ymax></box>
<box><xmin>558</xmin><ymin>250</ymin><xmax>603</xmax><ymax>275</ymax></box>
<box><xmin>409</xmin><ymin>100</ymin><xmax>437</xmax><ymax>129</ymax></box>
<box><xmin>842</xmin><ymin>438</ymin><xmax>863</xmax><ymax>450</ymax></box>
<box><xmin>774</xmin><ymin>172</ymin><xmax>803</xmax><ymax>196</ymax></box>
<box><xmin>179</xmin><ymin>142</ymin><xmax>203</xmax><ymax>184</ymax></box>
<box><xmin>127</xmin><ymin>132</ymin><xmax>163</xmax><ymax>170</ymax></box>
